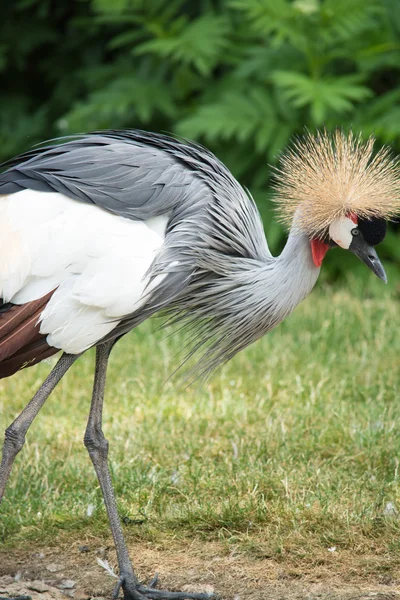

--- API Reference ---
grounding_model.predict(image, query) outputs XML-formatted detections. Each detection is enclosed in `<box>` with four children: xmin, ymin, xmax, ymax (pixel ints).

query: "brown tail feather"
<box><xmin>0</xmin><ymin>291</ymin><xmax>53</xmax><ymax>340</ymax></box>
<box><xmin>0</xmin><ymin>339</ymin><xmax>59</xmax><ymax>379</ymax></box>
<box><xmin>0</xmin><ymin>291</ymin><xmax>59</xmax><ymax>379</ymax></box>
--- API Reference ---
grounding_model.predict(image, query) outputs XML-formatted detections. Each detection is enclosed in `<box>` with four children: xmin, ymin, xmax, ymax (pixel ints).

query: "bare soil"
<box><xmin>0</xmin><ymin>538</ymin><xmax>399</xmax><ymax>600</ymax></box>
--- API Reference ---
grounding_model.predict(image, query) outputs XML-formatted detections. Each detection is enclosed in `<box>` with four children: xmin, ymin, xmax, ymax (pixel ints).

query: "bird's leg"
<box><xmin>84</xmin><ymin>342</ymin><xmax>138</xmax><ymax>592</ymax></box>
<box><xmin>0</xmin><ymin>353</ymin><xmax>78</xmax><ymax>503</ymax></box>
<box><xmin>84</xmin><ymin>343</ymin><xmax>214</xmax><ymax>600</ymax></box>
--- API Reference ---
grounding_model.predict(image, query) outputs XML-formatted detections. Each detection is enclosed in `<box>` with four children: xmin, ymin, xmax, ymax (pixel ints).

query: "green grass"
<box><xmin>1</xmin><ymin>280</ymin><xmax>400</xmax><ymax>566</ymax></box>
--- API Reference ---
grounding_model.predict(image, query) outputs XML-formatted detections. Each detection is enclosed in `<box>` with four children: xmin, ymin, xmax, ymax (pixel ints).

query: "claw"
<box><xmin>148</xmin><ymin>574</ymin><xmax>159</xmax><ymax>589</ymax></box>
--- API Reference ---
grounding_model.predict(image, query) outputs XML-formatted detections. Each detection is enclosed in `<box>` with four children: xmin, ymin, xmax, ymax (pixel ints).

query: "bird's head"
<box><xmin>273</xmin><ymin>130</ymin><xmax>400</xmax><ymax>282</ymax></box>
<box><xmin>311</xmin><ymin>214</ymin><xmax>387</xmax><ymax>282</ymax></box>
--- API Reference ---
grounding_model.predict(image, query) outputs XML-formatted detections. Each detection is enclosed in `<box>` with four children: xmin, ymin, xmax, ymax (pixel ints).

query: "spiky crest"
<box><xmin>272</xmin><ymin>130</ymin><xmax>400</xmax><ymax>238</ymax></box>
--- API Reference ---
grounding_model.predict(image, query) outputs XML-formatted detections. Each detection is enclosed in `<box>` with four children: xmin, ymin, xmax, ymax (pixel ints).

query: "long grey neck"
<box><xmin>269</xmin><ymin>227</ymin><xmax>320</xmax><ymax>320</ymax></box>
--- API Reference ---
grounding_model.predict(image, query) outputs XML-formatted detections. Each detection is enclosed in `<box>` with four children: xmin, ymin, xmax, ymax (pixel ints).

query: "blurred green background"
<box><xmin>1</xmin><ymin>0</ymin><xmax>400</xmax><ymax>281</ymax></box>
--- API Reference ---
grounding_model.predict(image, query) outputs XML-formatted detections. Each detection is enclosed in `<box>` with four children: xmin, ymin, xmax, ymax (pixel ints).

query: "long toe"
<box><xmin>135</xmin><ymin>587</ymin><xmax>214</xmax><ymax>600</ymax></box>
<box><xmin>122</xmin><ymin>580</ymin><xmax>214</xmax><ymax>600</ymax></box>
<box><xmin>0</xmin><ymin>597</ymin><xmax>32</xmax><ymax>600</ymax></box>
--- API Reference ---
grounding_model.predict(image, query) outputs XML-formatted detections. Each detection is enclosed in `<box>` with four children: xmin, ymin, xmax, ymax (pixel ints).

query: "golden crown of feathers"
<box><xmin>272</xmin><ymin>130</ymin><xmax>400</xmax><ymax>239</ymax></box>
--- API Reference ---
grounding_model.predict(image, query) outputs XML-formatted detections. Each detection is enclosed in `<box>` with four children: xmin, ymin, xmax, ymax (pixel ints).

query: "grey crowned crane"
<box><xmin>0</xmin><ymin>130</ymin><xmax>399</xmax><ymax>600</ymax></box>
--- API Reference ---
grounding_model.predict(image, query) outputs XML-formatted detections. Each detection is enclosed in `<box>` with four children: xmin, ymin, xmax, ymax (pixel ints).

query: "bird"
<box><xmin>0</xmin><ymin>129</ymin><xmax>399</xmax><ymax>600</ymax></box>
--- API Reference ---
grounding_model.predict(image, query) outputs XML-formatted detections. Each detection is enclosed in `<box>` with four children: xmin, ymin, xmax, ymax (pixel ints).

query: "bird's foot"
<box><xmin>113</xmin><ymin>573</ymin><xmax>215</xmax><ymax>600</ymax></box>
<box><xmin>0</xmin><ymin>597</ymin><xmax>32</xmax><ymax>600</ymax></box>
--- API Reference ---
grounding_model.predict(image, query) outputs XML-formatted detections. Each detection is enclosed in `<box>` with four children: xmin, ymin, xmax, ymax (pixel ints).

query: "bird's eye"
<box><xmin>351</xmin><ymin>228</ymin><xmax>359</xmax><ymax>236</ymax></box>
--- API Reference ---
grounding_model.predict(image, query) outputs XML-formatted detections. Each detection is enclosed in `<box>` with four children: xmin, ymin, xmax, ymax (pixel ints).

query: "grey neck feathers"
<box><xmin>141</xmin><ymin>224</ymin><xmax>320</xmax><ymax>380</ymax></box>
<box><xmin>272</xmin><ymin>228</ymin><xmax>320</xmax><ymax>318</ymax></box>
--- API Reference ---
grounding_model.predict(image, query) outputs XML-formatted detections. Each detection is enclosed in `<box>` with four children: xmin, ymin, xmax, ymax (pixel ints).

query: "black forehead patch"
<box><xmin>358</xmin><ymin>217</ymin><xmax>387</xmax><ymax>246</ymax></box>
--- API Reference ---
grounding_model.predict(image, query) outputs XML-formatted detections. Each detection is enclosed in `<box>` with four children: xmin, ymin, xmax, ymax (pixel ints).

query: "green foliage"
<box><xmin>177</xmin><ymin>86</ymin><xmax>282</xmax><ymax>153</ymax></box>
<box><xmin>135</xmin><ymin>14</ymin><xmax>231</xmax><ymax>75</ymax></box>
<box><xmin>1</xmin><ymin>0</ymin><xmax>400</xmax><ymax>270</ymax></box>
<box><xmin>271</xmin><ymin>72</ymin><xmax>372</xmax><ymax>124</ymax></box>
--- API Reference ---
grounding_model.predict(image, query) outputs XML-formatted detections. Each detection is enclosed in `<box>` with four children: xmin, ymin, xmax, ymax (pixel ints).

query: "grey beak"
<box><xmin>349</xmin><ymin>236</ymin><xmax>387</xmax><ymax>283</ymax></box>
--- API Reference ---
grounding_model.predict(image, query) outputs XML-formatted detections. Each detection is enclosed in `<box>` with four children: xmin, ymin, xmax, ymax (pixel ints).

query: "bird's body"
<box><xmin>0</xmin><ymin>131</ymin><xmax>320</xmax><ymax>379</ymax></box>
<box><xmin>0</xmin><ymin>130</ymin><xmax>398</xmax><ymax>600</ymax></box>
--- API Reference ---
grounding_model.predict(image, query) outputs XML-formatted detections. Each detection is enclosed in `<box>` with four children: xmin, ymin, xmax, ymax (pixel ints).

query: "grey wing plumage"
<box><xmin>0</xmin><ymin>130</ymin><xmax>211</xmax><ymax>221</ymax></box>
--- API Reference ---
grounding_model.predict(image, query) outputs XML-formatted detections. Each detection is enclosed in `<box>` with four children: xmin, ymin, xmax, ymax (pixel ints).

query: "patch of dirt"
<box><xmin>0</xmin><ymin>539</ymin><xmax>399</xmax><ymax>600</ymax></box>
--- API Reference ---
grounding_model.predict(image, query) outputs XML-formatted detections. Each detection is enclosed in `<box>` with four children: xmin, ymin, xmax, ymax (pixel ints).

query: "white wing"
<box><xmin>0</xmin><ymin>190</ymin><xmax>168</xmax><ymax>353</ymax></box>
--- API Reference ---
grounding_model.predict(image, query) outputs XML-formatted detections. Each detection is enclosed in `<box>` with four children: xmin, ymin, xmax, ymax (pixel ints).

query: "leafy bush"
<box><xmin>1</xmin><ymin>0</ymin><xmax>400</xmax><ymax>273</ymax></box>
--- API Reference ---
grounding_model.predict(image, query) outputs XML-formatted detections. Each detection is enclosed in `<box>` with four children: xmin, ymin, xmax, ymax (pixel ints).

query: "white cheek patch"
<box><xmin>329</xmin><ymin>217</ymin><xmax>355</xmax><ymax>249</ymax></box>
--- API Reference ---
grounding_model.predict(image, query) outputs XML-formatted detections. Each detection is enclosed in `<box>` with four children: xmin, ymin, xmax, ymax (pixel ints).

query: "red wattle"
<box><xmin>310</xmin><ymin>239</ymin><xmax>329</xmax><ymax>268</ymax></box>
<box><xmin>348</xmin><ymin>213</ymin><xmax>358</xmax><ymax>224</ymax></box>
